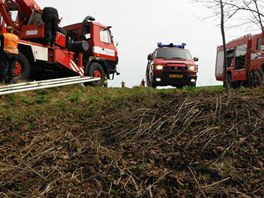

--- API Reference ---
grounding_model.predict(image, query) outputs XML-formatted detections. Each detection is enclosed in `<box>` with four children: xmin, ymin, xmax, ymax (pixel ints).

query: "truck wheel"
<box><xmin>13</xmin><ymin>53</ymin><xmax>30</xmax><ymax>82</ymax></box>
<box><xmin>146</xmin><ymin>79</ymin><xmax>152</xmax><ymax>87</ymax></box>
<box><xmin>148</xmin><ymin>74</ymin><xmax>157</xmax><ymax>88</ymax></box>
<box><xmin>246</xmin><ymin>71</ymin><xmax>256</xmax><ymax>88</ymax></box>
<box><xmin>149</xmin><ymin>79</ymin><xmax>156</xmax><ymax>88</ymax></box>
<box><xmin>146</xmin><ymin>75</ymin><xmax>152</xmax><ymax>87</ymax></box>
<box><xmin>88</xmin><ymin>62</ymin><xmax>105</xmax><ymax>86</ymax></box>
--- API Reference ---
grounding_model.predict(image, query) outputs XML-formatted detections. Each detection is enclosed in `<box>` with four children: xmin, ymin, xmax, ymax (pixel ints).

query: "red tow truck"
<box><xmin>146</xmin><ymin>42</ymin><xmax>198</xmax><ymax>88</ymax></box>
<box><xmin>0</xmin><ymin>0</ymin><xmax>119</xmax><ymax>86</ymax></box>
<box><xmin>215</xmin><ymin>33</ymin><xmax>264</xmax><ymax>87</ymax></box>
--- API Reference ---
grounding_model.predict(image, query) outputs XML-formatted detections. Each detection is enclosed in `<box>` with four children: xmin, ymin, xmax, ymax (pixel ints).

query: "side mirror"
<box><xmin>193</xmin><ymin>57</ymin><xmax>199</xmax><ymax>61</ymax></box>
<box><xmin>147</xmin><ymin>53</ymin><xmax>152</xmax><ymax>60</ymax></box>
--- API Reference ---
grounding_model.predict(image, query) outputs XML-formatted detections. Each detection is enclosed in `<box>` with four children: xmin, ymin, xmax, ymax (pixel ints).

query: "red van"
<box><xmin>146</xmin><ymin>43</ymin><xmax>198</xmax><ymax>88</ymax></box>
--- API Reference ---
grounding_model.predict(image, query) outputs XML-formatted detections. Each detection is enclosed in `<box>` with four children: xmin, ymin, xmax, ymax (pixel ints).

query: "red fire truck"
<box><xmin>215</xmin><ymin>33</ymin><xmax>264</xmax><ymax>87</ymax></box>
<box><xmin>146</xmin><ymin>42</ymin><xmax>198</xmax><ymax>88</ymax></box>
<box><xmin>0</xmin><ymin>0</ymin><xmax>119</xmax><ymax>86</ymax></box>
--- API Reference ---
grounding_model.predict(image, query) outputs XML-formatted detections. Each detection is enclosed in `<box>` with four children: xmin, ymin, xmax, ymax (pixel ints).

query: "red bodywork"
<box><xmin>0</xmin><ymin>0</ymin><xmax>119</xmax><ymax>84</ymax></box>
<box><xmin>146</xmin><ymin>44</ymin><xmax>198</xmax><ymax>88</ymax></box>
<box><xmin>64</xmin><ymin>21</ymin><xmax>118</xmax><ymax>64</ymax></box>
<box><xmin>215</xmin><ymin>33</ymin><xmax>264</xmax><ymax>87</ymax></box>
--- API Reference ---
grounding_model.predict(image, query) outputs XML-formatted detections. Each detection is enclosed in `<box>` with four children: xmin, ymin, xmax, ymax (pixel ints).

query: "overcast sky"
<box><xmin>37</xmin><ymin>0</ymin><xmax>251</xmax><ymax>88</ymax></box>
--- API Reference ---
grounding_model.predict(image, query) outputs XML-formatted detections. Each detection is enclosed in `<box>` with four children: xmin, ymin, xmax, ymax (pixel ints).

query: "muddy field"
<box><xmin>0</xmin><ymin>87</ymin><xmax>263</xmax><ymax>197</ymax></box>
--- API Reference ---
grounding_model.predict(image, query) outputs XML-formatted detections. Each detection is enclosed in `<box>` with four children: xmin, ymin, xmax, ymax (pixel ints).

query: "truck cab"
<box><xmin>146</xmin><ymin>43</ymin><xmax>198</xmax><ymax>88</ymax></box>
<box><xmin>63</xmin><ymin>17</ymin><xmax>119</xmax><ymax>83</ymax></box>
<box><xmin>0</xmin><ymin>0</ymin><xmax>119</xmax><ymax>86</ymax></box>
<box><xmin>215</xmin><ymin>33</ymin><xmax>264</xmax><ymax>88</ymax></box>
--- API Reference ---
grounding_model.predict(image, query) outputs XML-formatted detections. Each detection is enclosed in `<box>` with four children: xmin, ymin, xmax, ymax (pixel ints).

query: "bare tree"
<box><xmin>194</xmin><ymin>0</ymin><xmax>233</xmax><ymax>91</ymax></box>
<box><xmin>195</xmin><ymin>0</ymin><xmax>264</xmax><ymax>89</ymax></box>
<box><xmin>219</xmin><ymin>0</ymin><xmax>229</xmax><ymax>91</ymax></box>
<box><xmin>224</xmin><ymin>0</ymin><xmax>264</xmax><ymax>85</ymax></box>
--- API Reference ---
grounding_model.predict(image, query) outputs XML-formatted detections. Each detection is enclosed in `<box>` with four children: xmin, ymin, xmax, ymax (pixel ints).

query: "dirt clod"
<box><xmin>0</xmin><ymin>87</ymin><xmax>264</xmax><ymax>197</ymax></box>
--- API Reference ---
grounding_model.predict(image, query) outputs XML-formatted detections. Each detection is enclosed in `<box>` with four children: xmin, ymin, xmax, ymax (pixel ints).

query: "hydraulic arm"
<box><xmin>0</xmin><ymin>0</ymin><xmax>41</xmax><ymax>32</ymax></box>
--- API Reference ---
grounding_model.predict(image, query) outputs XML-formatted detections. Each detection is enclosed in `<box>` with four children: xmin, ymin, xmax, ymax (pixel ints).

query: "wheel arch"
<box><xmin>18</xmin><ymin>44</ymin><xmax>34</xmax><ymax>64</ymax></box>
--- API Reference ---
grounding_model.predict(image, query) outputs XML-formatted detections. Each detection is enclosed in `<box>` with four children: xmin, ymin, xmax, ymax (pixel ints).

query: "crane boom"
<box><xmin>0</xmin><ymin>0</ymin><xmax>119</xmax><ymax>93</ymax></box>
<box><xmin>0</xmin><ymin>0</ymin><xmax>41</xmax><ymax>32</ymax></box>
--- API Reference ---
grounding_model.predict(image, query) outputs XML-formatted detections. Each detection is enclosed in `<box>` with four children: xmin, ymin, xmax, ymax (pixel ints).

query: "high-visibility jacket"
<box><xmin>3</xmin><ymin>33</ymin><xmax>19</xmax><ymax>55</ymax></box>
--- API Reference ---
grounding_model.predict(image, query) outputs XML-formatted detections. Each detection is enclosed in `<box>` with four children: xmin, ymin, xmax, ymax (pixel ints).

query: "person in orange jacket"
<box><xmin>0</xmin><ymin>26</ymin><xmax>19</xmax><ymax>84</ymax></box>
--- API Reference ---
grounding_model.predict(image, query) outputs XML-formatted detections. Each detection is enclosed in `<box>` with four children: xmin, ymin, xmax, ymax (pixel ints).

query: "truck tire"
<box><xmin>146</xmin><ymin>75</ymin><xmax>152</xmax><ymax>87</ymax></box>
<box><xmin>148</xmin><ymin>74</ymin><xmax>157</xmax><ymax>88</ymax></box>
<box><xmin>13</xmin><ymin>52</ymin><xmax>30</xmax><ymax>82</ymax></box>
<box><xmin>246</xmin><ymin>71</ymin><xmax>257</xmax><ymax>88</ymax></box>
<box><xmin>146</xmin><ymin>79</ymin><xmax>152</xmax><ymax>87</ymax></box>
<box><xmin>88</xmin><ymin>62</ymin><xmax>105</xmax><ymax>86</ymax></box>
<box><xmin>149</xmin><ymin>78</ymin><xmax>156</xmax><ymax>88</ymax></box>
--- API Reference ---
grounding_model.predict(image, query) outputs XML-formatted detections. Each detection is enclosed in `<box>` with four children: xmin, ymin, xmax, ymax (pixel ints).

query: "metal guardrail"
<box><xmin>0</xmin><ymin>76</ymin><xmax>100</xmax><ymax>96</ymax></box>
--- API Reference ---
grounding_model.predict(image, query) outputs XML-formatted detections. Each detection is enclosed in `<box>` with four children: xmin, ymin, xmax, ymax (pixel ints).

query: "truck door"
<box><xmin>81</xmin><ymin>24</ymin><xmax>92</xmax><ymax>65</ymax></box>
<box><xmin>226</xmin><ymin>49</ymin><xmax>234</xmax><ymax>68</ymax></box>
<box><xmin>233</xmin><ymin>45</ymin><xmax>247</xmax><ymax>81</ymax></box>
<box><xmin>91</xmin><ymin>27</ymin><xmax>116</xmax><ymax>62</ymax></box>
<box><xmin>215</xmin><ymin>50</ymin><xmax>225</xmax><ymax>81</ymax></box>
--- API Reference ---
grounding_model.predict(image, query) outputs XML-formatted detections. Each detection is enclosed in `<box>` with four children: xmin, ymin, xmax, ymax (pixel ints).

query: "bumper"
<box><xmin>152</xmin><ymin>72</ymin><xmax>197</xmax><ymax>87</ymax></box>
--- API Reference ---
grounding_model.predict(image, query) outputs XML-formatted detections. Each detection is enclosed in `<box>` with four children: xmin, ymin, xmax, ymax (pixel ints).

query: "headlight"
<box><xmin>188</xmin><ymin>65</ymin><xmax>197</xmax><ymax>72</ymax></box>
<box><xmin>155</xmin><ymin>65</ymin><xmax>163</xmax><ymax>70</ymax></box>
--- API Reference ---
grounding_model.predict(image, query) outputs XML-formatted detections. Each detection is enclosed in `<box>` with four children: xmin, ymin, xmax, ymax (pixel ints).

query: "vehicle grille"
<box><xmin>164</xmin><ymin>66</ymin><xmax>187</xmax><ymax>72</ymax></box>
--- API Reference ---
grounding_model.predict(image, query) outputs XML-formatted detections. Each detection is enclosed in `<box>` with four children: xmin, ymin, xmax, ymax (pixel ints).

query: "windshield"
<box><xmin>154</xmin><ymin>48</ymin><xmax>192</xmax><ymax>59</ymax></box>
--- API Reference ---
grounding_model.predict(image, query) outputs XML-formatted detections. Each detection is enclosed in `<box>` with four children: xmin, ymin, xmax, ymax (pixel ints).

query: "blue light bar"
<box><xmin>157</xmin><ymin>42</ymin><xmax>186</xmax><ymax>49</ymax></box>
